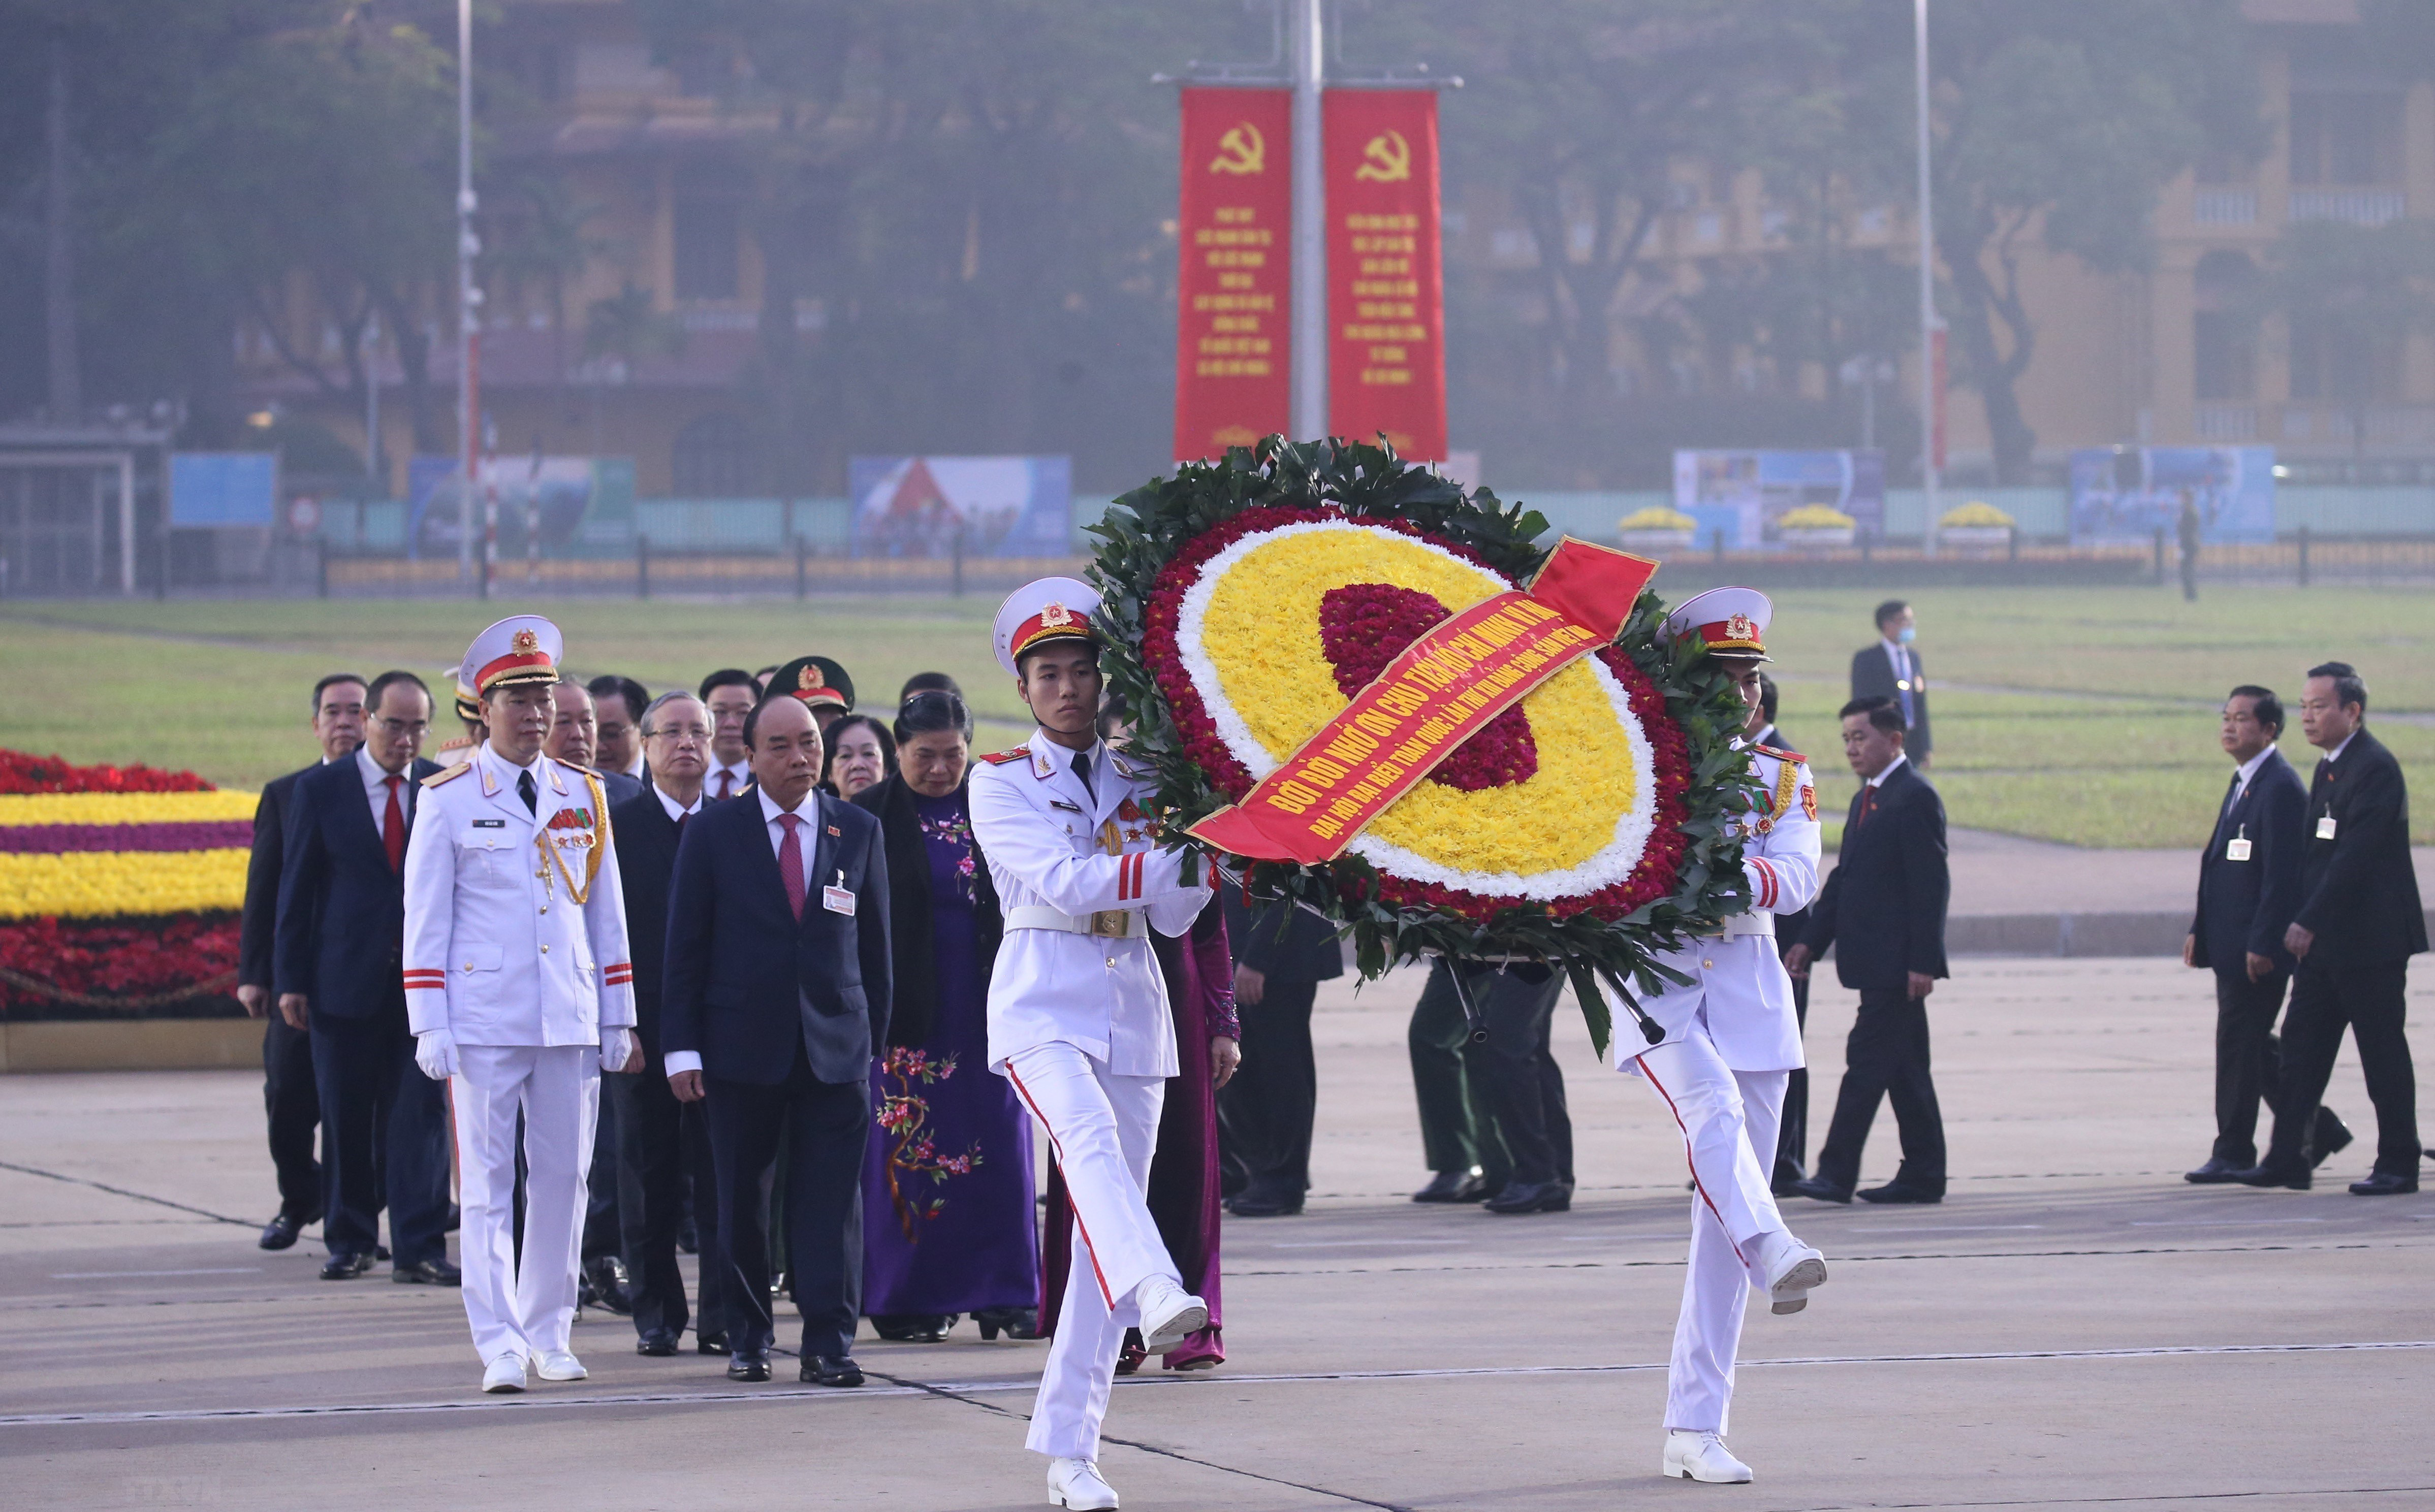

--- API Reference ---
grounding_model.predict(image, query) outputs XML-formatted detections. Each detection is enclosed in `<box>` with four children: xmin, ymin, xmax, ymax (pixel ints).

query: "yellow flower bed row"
<box><xmin>0</xmin><ymin>791</ymin><xmax>261</xmax><ymax>826</ymax></box>
<box><xmin>0</xmin><ymin>849</ymin><xmax>251</xmax><ymax>918</ymax></box>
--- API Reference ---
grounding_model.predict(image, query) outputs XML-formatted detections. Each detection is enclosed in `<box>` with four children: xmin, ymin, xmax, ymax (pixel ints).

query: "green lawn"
<box><xmin>3</xmin><ymin>583</ymin><xmax>2428</xmax><ymax>846</ymax></box>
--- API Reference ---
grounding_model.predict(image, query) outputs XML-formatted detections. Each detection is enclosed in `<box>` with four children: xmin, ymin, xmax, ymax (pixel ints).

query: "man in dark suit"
<box><xmin>588</xmin><ymin>674</ymin><xmax>651</xmax><ymax>785</ymax></box>
<box><xmin>2184</xmin><ymin>685</ymin><xmax>2348</xmax><ymax>1182</ymax></box>
<box><xmin>274</xmin><ymin>670</ymin><xmax>456</xmax><ymax>1282</ymax></box>
<box><xmin>1784</xmin><ymin>696</ymin><xmax>1951</xmax><ymax>1204</ymax></box>
<box><xmin>1753</xmin><ymin>674</ymin><xmax>1818</xmax><ymax>1193</ymax></box>
<box><xmin>237</xmin><ymin>671</ymin><xmax>363</xmax><ymax>1250</ymax></box>
<box><xmin>608</xmin><ymin>691</ymin><xmax>729</xmax><ymax>1357</ymax></box>
<box><xmin>2241</xmin><ymin>662</ymin><xmax>2425</xmax><ymax>1195</ymax></box>
<box><xmin>661</xmin><ymin>692</ymin><xmax>892</xmax><ymax>1387</ymax></box>
<box><xmin>1217</xmin><ymin>877</ymin><xmax>1343</xmax><ymax>1216</ymax></box>
<box><xmin>1848</xmin><ymin>599</ymin><xmax>1931</xmax><ymax>767</ymax></box>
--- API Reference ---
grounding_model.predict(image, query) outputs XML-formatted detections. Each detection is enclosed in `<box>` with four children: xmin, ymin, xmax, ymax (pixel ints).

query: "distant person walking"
<box><xmin>2239</xmin><ymin>663</ymin><xmax>2424</xmax><ymax>1195</ymax></box>
<box><xmin>1848</xmin><ymin>601</ymin><xmax>1931</xmax><ymax>767</ymax></box>
<box><xmin>2183</xmin><ymin>686</ymin><xmax>2349</xmax><ymax>1183</ymax></box>
<box><xmin>2176</xmin><ymin>489</ymin><xmax>2203</xmax><ymax>603</ymax></box>
<box><xmin>1785</xmin><ymin>696</ymin><xmax>1951</xmax><ymax>1204</ymax></box>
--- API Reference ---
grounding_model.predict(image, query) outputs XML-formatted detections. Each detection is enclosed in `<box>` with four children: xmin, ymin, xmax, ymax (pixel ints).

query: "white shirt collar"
<box><xmin>2232</xmin><ymin>746</ymin><xmax>2275</xmax><ymax>791</ymax></box>
<box><xmin>1867</xmin><ymin>751</ymin><xmax>1909</xmax><ymax>789</ymax></box>
<box><xmin>1882</xmin><ymin>636</ymin><xmax>1910</xmax><ymax>663</ymax></box>
<box><xmin>756</xmin><ymin>784</ymin><xmax>818</xmax><ymax>826</ymax></box>
<box><xmin>655</xmin><ymin>784</ymin><xmax>702</xmax><ymax>824</ymax></box>
<box><xmin>2323</xmin><ymin>729</ymin><xmax>2359</xmax><ymax>764</ymax></box>
<box><xmin>355</xmin><ymin>743</ymin><xmax>410</xmax><ymax>793</ymax></box>
<box><xmin>621</xmin><ymin>755</ymin><xmax>647</xmax><ymax>780</ymax></box>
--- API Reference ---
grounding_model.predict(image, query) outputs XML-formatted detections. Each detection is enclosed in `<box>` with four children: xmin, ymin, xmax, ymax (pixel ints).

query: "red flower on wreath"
<box><xmin>0</xmin><ymin>750</ymin><xmax>214</xmax><ymax>795</ymax></box>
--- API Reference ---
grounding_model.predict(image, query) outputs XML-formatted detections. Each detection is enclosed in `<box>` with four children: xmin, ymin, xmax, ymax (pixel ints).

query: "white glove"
<box><xmin>598</xmin><ymin>1026</ymin><xmax>636</xmax><ymax>1073</ymax></box>
<box><xmin>415</xmin><ymin>1030</ymin><xmax>459</xmax><ymax>1081</ymax></box>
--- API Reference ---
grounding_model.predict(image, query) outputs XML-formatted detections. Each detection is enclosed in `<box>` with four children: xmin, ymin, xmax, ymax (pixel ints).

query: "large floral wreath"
<box><xmin>1091</xmin><ymin>439</ymin><xmax>1759</xmax><ymax>1052</ymax></box>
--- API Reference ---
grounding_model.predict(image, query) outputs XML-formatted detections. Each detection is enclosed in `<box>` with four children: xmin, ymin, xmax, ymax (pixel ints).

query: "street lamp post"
<box><xmin>456</xmin><ymin>0</ymin><xmax>483</xmax><ymax>593</ymax></box>
<box><xmin>1915</xmin><ymin>0</ymin><xmax>1940</xmax><ymax>557</ymax></box>
<box><xmin>1288</xmin><ymin>0</ymin><xmax>1326</xmax><ymax>443</ymax></box>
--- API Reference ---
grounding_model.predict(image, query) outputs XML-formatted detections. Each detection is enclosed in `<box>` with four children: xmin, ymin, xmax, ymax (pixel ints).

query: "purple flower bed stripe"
<box><xmin>0</xmin><ymin>821</ymin><xmax>255</xmax><ymax>854</ymax></box>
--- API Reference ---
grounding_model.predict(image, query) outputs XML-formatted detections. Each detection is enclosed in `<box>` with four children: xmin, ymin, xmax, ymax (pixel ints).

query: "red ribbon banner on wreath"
<box><xmin>1188</xmin><ymin>538</ymin><xmax>1659</xmax><ymax>865</ymax></box>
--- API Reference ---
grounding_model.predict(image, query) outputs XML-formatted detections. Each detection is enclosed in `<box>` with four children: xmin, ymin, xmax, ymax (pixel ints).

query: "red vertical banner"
<box><xmin>1324</xmin><ymin>89</ymin><xmax>1447</xmax><ymax>461</ymax></box>
<box><xmin>1175</xmin><ymin>88</ymin><xmax>1293</xmax><ymax>461</ymax></box>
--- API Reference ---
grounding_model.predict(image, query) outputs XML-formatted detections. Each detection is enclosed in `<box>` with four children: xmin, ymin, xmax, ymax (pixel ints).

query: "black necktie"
<box><xmin>1070</xmin><ymin>750</ymin><xmax>1095</xmax><ymax>802</ymax></box>
<box><xmin>517</xmin><ymin>769</ymin><xmax>537</xmax><ymax>815</ymax></box>
<box><xmin>2221</xmin><ymin>769</ymin><xmax>2242</xmax><ymax>819</ymax></box>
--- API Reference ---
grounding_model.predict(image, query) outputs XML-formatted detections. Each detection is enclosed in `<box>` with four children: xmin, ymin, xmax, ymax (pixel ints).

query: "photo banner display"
<box><xmin>1323</xmin><ymin>89</ymin><xmax>1447</xmax><ymax>462</ymax></box>
<box><xmin>2067</xmin><ymin>446</ymin><xmax>2274</xmax><ymax>545</ymax></box>
<box><xmin>1175</xmin><ymin>88</ymin><xmax>1293</xmax><ymax>462</ymax></box>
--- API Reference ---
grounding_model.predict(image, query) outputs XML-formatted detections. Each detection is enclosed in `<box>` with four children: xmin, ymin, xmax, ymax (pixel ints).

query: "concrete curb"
<box><xmin>1949</xmin><ymin>909</ymin><xmax>2435</xmax><ymax>958</ymax></box>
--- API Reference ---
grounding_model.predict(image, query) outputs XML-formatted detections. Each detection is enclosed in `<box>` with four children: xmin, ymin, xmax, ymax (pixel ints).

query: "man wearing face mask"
<box><xmin>404</xmin><ymin>616</ymin><xmax>640</xmax><ymax>1394</ymax></box>
<box><xmin>1849</xmin><ymin>600</ymin><xmax>1932</xmax><ymax>768</ymax></box>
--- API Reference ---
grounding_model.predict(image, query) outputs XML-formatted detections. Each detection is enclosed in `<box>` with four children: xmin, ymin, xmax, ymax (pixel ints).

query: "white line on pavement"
<box><xmin>48</xmin><ymin>1268</ymin><xmax>264</xmax><ymax>1280</ymax></box>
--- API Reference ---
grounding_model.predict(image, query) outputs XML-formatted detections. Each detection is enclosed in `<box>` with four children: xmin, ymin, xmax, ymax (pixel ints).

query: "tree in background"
<box><xmin>2250</xmin><ymin>218</ymin><xmax>2435</xmax><ymax>455</ymax></box>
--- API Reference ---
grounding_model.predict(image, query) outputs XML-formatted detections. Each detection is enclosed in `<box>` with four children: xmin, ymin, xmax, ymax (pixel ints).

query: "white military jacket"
<box><xmin>968</xmin><ymin>730</ymin><xmax>1212</xmax><ymax>1077</ymax></box>
<box><xmin>402</xmin><ymin>743</ymin><xmax>636</xmax><ymax>1047</ymax></box>
<box><xmin>1616</xmin><ymin>741</ymin><xmax>1821</xmax><ymax>1075</ymax></box>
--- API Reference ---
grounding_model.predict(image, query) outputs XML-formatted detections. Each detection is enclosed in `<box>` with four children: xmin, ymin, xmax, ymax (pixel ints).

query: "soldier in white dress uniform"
<box><xmin>403</xmin><ymin>615</ymin><xmax>639</xmax><ymax>1395</ymax></box>
<box><xmin>1616</xmin><ymin>587</ymin><xmax>1829</xmax><ymax>1484</ymax></box>
<box><xmin>968</xmin><ymin>579</ymin><xmax>1214</xmax><ymax>1512</ymax></box>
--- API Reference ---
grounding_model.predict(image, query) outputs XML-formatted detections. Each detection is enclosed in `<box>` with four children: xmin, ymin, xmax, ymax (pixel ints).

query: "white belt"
<box><xmin>1005</xmin><ymin>904</ymin><xmax>1148</xmax><ymax>940</ymax></box>
<box><xmin>1699</xmin><ymin>912</ymin><xmax>1776</xmax><ymax>940</ymax></box>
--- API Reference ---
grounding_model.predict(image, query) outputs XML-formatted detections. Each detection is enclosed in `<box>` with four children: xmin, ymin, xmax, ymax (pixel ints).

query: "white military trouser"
<box><xmin>451</xmin><ymin>1044</ymin><xmax>599</xmax><ymax>1364</ymax></box>
<box><xmin>1001</xmin><ymin>1040</ymin><xmax>1180</xmax><ymax>1462</ymax></box>
<box><xmin>1630</xmin><ymin>1030</ymin><xmax>1791</xmax><ymax>1436</ymax></box>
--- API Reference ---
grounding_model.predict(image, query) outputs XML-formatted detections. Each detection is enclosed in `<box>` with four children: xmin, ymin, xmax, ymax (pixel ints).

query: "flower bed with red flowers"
<box><xmin>0</xmin><ymin>749</ymin><xmax>244</xmax><ymax>1019</ymax></box>
<box><xmin>1092</xmin><ymin>438</ymin><xmax>1759</xmax><ymax>1052</ymax></box>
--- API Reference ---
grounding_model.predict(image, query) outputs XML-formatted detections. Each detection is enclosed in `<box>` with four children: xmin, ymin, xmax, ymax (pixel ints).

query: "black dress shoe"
<box><xmin>319</xmin><ymin>1250</ymin><xmax>376</xmax><ymax>1280</ymax></box>
<box><xmin>871</xmin><ymin>1314</ymin><xmax>954</xmax><ymax>1343</ymax></box>
<box><xmin>259</xmin><ymin>1210</ymin><xmax>318</xmax><ymax>1250</ymax></box>
<box><xmin>1412</xmin><ymin>1170</ymin><xmax>1488</xmax><ymax>1203</ymax></box>
<box><xmin>1787</xmin><ymin>1176</ymin><xmax>1852</xmax><ymax>1205</ymax></box>
<box><xmin>1857</xmin><ymin>1181</ymin><xmax>1943</xmax><ymax>1204</ymax></box>
<box><xmin>2185</xmin><ymin>1156</ymin><xmax>2249</xmax><ymax>1184</ymax></box>
<box><xmin>2233</xmin><ymin>1160</ymin><xmax>2310</xmax><ymax>1189</ymax></box>
<box><xmin>2311</xmin><ymin>1113</ymin><xmax>2355</xmax><ymax>1169</ymax></box>
<box><xmin>580</xmin><ymin>1257</ymin><xmax>634</xmax><ymax>1316</ymax></box>
<box><xmin>802</xmin><ymin>1354</ymin><xmax>865</xmax><ymax>1387</ymax></box>
<box><xmin>2349</xmin><ymin>1170</ymin><xmax>2419</xmax><ymax>1196</ymax></box>
<box><xmin>726</xmin><ymin>1349</ymin><xmax>772</xmax><ymax>1382</ymax></box>
<box><xmin>1769</xmin><ymin>1163</ymin><xmax>1808</xmax><ymax>1198</ymax></box>
<box><xmin>696</xmin><ymin>1331</ymin><xmax>731</xmax><ymax>1356</ymax></box>
<box><xmin>392</xmin><ymin>1257</ymin><xmax>462</xmax><ymax>1285</ymax></box>
<box><xmin>972</xmin><ymin>1306</ymin><xmax>1040</xmax><ymax>1341</ymax></box>
<box><xmin>1481</xmin><ymin>1179</ymin><xmax>1569</xmax><ymax>1214</ymax></box>
<box><xmin>1228</xmin><ymin>1189</ymin><xmax>1305</xmax><ymax>1217</ymax></box>
<box><xmin>636</xmin><ymin>1328</ymin><xmax>680</xmax><ymax>1357</ymax></box>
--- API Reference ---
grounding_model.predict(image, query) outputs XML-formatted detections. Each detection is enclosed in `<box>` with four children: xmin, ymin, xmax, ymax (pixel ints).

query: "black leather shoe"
<box><xmin>1481</xmin><ymin>1179</ymin><xmax>1569</xmax><ymax>1214</ymax></box>
<box><xmin>1858</xmin><ymin>1181</ymin><xmax>1943</xmax><ymax>1204</ymax></box>
<box><xmin>2185</xmin><ymin>1156</ymin><xmax>2248</xmax><ymax>1184</ymax></box>
<box><xmin>726</xmin><ymin>1349</ymin><xmax>772</xmax><ymax>1382</ymax></box>
<box><xmin>972</xmin><ymin>1306</ymin><xmax>1040</xmax><ymax>1341</ymax></box>
<box><xmin>579</xmin><ymin>1257</ymin><xmax>633</xmax><ymax>1316</ymax></box>
<box><xmin>871</xmin><ymin>1314</ymin><xmax>954</xmax><ymax>1343</ymax></box>
<box><xmin>259</xmin><ymin>1210</ymin><xmax>317</xmax><ymax>1250</ymax></box>
<box><xmin>1228</xmin><ymin>1189</ymin><xmax>1305</xmax><ymax>1217</ymax></box>
<box><xmin>2311</xmin><ymin>1112</ymin><xmax>2355</xmax><ymax>1169</ymax></box>
<box><xmin>319</xmin><ymin>1250</ymin><xmax>376</xmax><ymax>1280</ymax></box>
<box><xmin>1788</xmin><ymin>1176</ymin><xmax>1853</xmax><ymax>1205</ymax></box>
<box><xmin>696</xmin><ymin>1331</ymin><xmax>731</xmax><ymax>1356</ymax></box>
<box><xmin>636</xmin><ymin>1328</ymin><xmax>680</xmax><ymax>1357</ymax></box>
<box><xmin>1411</xmin><ymin>1170</ymin><xmax>1488</xmax><ymax>1203</ymax></box>
<box><xmin>1769</xmin><ymin>1163</ymin><xmax>1808</xmax><ymax>1198</ymax></box>
<box><xmin>802</xmin><ymin>1354</ymin><xmax>865</xmax><ymax>1387</ymax></box>
<box><xmin>392</xmin><ymin>1257</ymin><xmax>462</xmax><ymax>1285</ymax></box>
<box><xmin>2233</xmin><ymin>1160</ymin><xmax>2310</xmax><ymax>1190</ymax></box>
<box><xmin>2349</xmin><ymin>1170</ymin><xmax>2419</xmax><ymax>1196</ymax></box>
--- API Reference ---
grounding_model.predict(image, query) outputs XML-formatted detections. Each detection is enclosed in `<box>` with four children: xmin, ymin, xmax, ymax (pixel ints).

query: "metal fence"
<box><xmin>321</xmin><ymin>540</ymin><xmax>1089</xmax><ymax>599</ymax></box>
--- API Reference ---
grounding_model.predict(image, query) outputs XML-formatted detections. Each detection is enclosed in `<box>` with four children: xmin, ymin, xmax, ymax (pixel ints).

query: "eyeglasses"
<box><xmin>646</xmin><ymin>725</ymin><xmax>712</xmax><ymax>743</ymax></box>
<box><xmin>373</xmin><ymin>717</ymin><xmax>429</xmax><ymax>737</ymax></box>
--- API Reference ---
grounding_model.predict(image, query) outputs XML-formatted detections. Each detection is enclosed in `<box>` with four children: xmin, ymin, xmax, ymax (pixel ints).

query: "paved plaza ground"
<box><xmin>4</xmin><ymin>956</ymin><xmax>2431</xmax><ymax>1510</ymax></box>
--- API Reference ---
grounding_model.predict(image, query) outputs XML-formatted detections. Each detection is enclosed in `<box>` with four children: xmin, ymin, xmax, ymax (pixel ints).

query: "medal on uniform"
<box><xmin>2225</xmin><ymin>824</ymin><xmax>2251</xmax><ymax>862</ymax></box>
<box><xmin>2317</xmin><ymin>815</ymin><xmax>2337</xmax><ymax>840</ymax></box>
<box><xmin>534</xmin><ymin>779</ymin><xmax>608</xmax><ymax>905</ymax></box>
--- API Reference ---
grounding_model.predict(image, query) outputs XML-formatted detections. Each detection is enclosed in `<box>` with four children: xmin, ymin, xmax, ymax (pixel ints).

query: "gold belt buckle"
<box><xmin>1090</xmin><ymin>910</ymin><xmax>1128</xmax><ymax>938</ymax></box>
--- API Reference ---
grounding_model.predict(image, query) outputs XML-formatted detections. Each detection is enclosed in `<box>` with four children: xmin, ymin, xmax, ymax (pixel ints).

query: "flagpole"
<box><xmin>1289</xmin><ymin>0</ymin><xmax>1326</xmax><ymax>444</ymax></box>
<box><xmin>1915</xmin><ymin>0</ymin><xmax>1940</xmax><ymax>557</ymax></box>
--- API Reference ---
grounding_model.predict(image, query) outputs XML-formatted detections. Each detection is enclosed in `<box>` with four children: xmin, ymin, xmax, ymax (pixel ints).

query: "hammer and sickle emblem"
<box><xmin>1354</xmin><ymin>130</ymin><xmax>1411</xmax><ymax>183</ymax></box>
<box><xmin>1210</xmin><ymin>122</ymin><xmax>1266</xmax><ymax>175</ymax></box>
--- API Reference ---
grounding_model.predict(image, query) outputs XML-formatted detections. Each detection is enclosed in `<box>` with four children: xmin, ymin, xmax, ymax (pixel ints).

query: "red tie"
<box><xmin>382</xmin><ymin>775</ymin><xmax>406</xmax><ymax>873</ymax></box>
<box><xmin>777</xmin><ymin>812</ymin><xmax>806</xmax><ymax>920</ymax></box>
<box><xmin>716</xmin><ymin>769</ymin><xmax>734</xmax><ymax>801</ymax></box>
<box><xmin>1855</xmin><ymin>787</ymin><xmax>1878</xmax><ymax>830</ymax></box>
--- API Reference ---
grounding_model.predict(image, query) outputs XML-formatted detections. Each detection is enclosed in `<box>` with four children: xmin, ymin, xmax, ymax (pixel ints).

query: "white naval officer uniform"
<box><xmin>1617</xmin><ymin>737</ymin><xmax>1821</xmax><ymax>1435</ymax></box>
<box><xmin>404</xmin><ymin>741</ymin><xmax>635</xmax><ymax>1367</ymax></box>
<box><xmin>969</xmin><ymin>730</ymin><xmax>1211</xmax><ymax>1463</ymax></box>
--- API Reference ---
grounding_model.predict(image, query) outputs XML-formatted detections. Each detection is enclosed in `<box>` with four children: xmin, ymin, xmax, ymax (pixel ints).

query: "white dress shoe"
<box><xmin>533</xmin><ymin>1349</ymin><xmax>588</xmax><ymax>1382</ymax></box>
<box><xmin>481</xmin><ymin>1354</ymin><xmax>527</xmax><ymax>1394</ymax></box>
<box><xmin>1134</xmin><ymin>1277</ymin><xmax>1208</xmax><ymax>1356</ymax></box>
<box><xmin>1663</xmin><ymin>1430</ymin><xmax>1753</xmax><ymax>1483</ymax></box>
<box><xmin>1758</xmin><ymin>1230</ymin><xmax>1827</xmax><ymax>1315</ymax></box>
<box><xmin>1047</xmin><ymin>1457</ymin><xmax>1119</xmax><ymax>1510</ymax></box>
